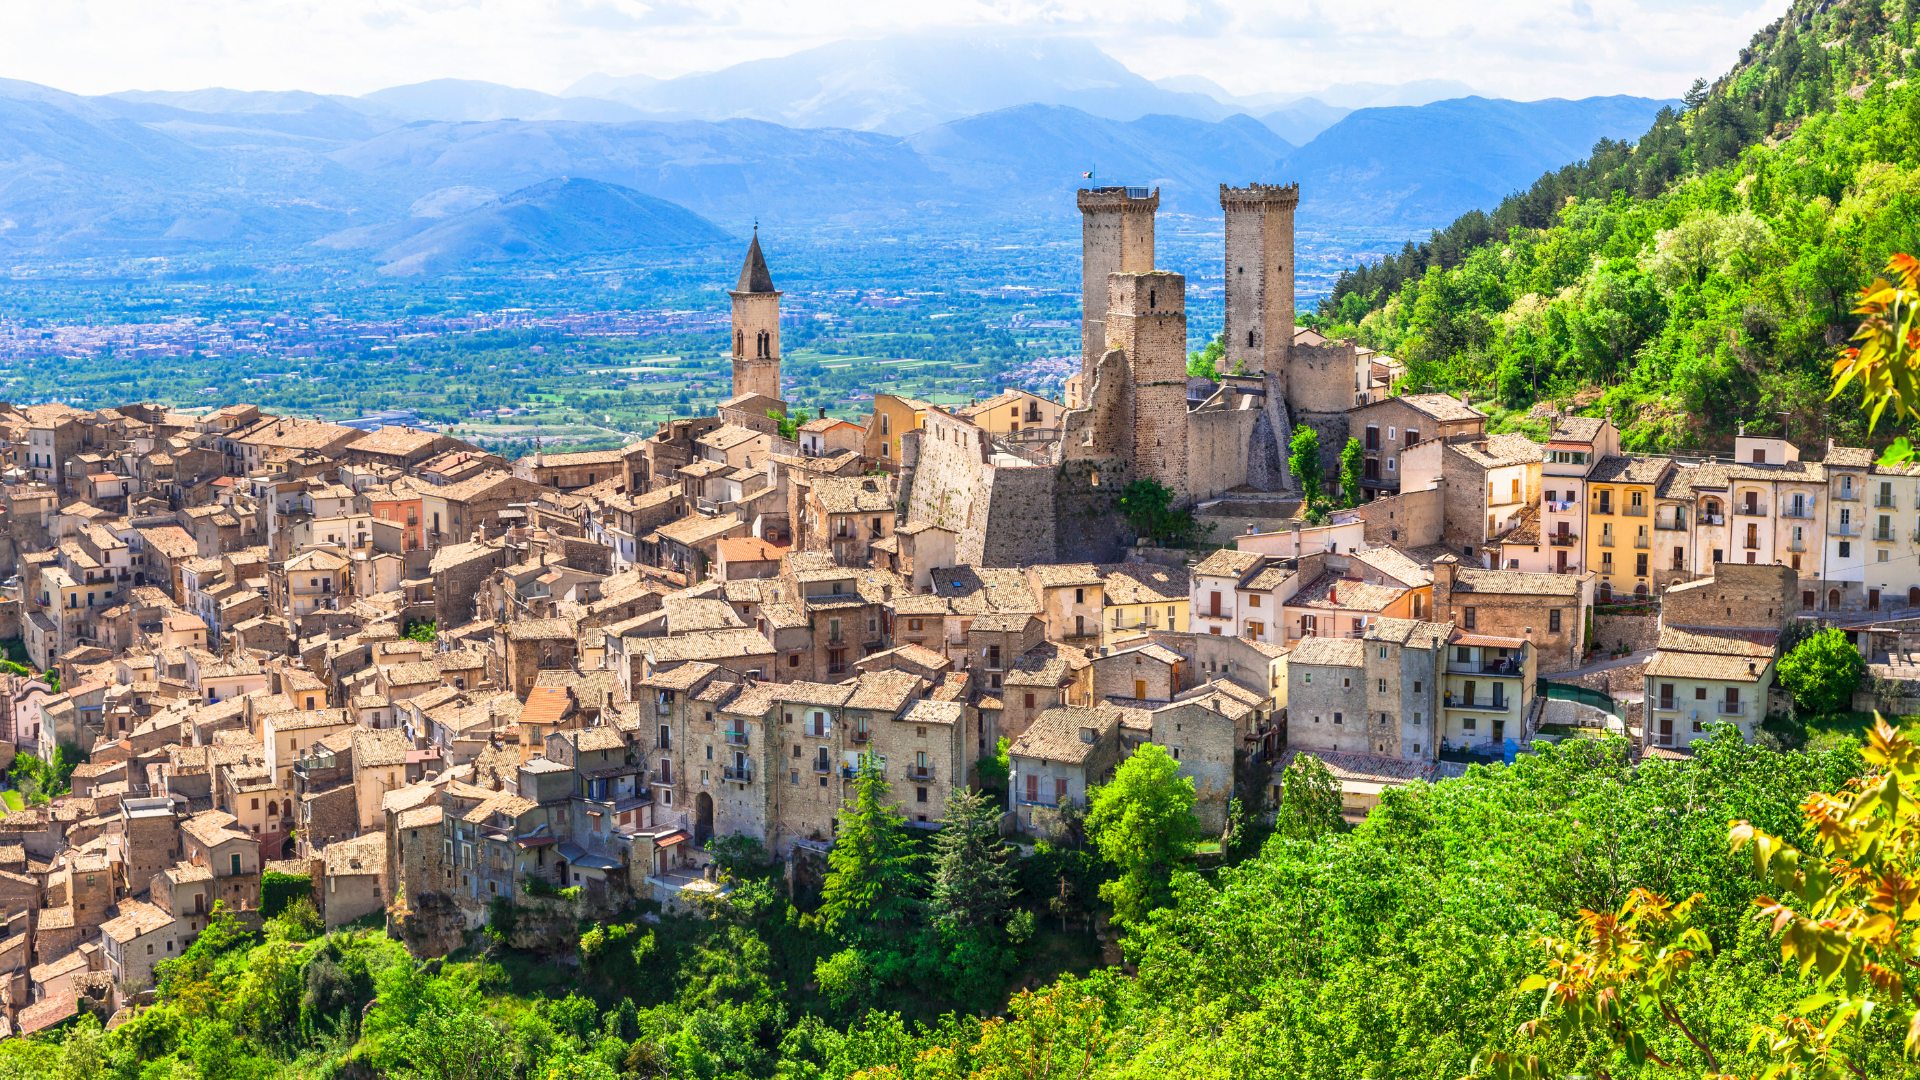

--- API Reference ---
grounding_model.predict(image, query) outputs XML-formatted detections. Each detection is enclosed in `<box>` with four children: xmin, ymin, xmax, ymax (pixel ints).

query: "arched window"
<box><xmin>267</xmin><ymin>800</ymin><xmax>278</xmax><ymax>818</ymax></box>
<box><xmin>1633</xmin><ymin>583</ymin><xmax>1648</xmax><ymax>601</ymax></box>
<box><xmin>1247</xmin><ymin>330</ymin><xmax>1255</xmax><ymax>348</ymax></box>
<box><xmin>735</xmin><ymin>329</ymin><xmax>744</xmax><ymax>356</ymax></box>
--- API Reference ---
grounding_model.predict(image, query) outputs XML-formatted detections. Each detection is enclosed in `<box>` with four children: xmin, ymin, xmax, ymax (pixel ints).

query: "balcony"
<box><xmin>1446</xmin><ymin>660</ymin><xmax>1523</xmax><ymax>675</ymax></box>
<box><xmin>814</xmin><ymin>759</ymin><xmax>833</xmax><ymax>774</ymax></box>
<box><xmin>1014</xmin><ymin>796</ymin><xmax>1059</xmax><ymax>808</ymax></box>
<box><xmin>1833</xmin><ymin>521</ymin><xmax>1862</xmax><ymax>536</ymax></box>
<box><xmin>1655</xmin><ymin>519</ymin><xmax>1687</xmax><ymax>531</ymax></box>
<box><xmin>1787</xmin><ymin>539</ymin><xmax>1806</xmax><ymax>553</ymax></box>
<box><xmin>826</xmin><ymin>663</ymin><xmax>849</xmax><ymax>676</ymax></box>
<box><xmin>1623</xmin><ymin>505</ymin><xmax>1647</xmax><ymax>517</ymax></box>
<box><xmin>1733</xmin><ymin>506</ymin><xmax>1768</xmax><ymax>517</ymax></box>
<box><xmin>1876</xmin><ymin>495</ymin><xmax>1898</xmax><ymax>508</ymax></box>
<box><xmin>1548</xmin><ymin>534</ymin><xmax>1578</xmax><ymax>547</ymax></box>
<box><xmin>1781</xmin><ymin>506</ymin><xmax>1815</xmax><ymax>519</ymax></box>
<box><xmin>1717</xmin><ymin>702</ymin><xmax>1747</xmax><ymax>717</ymax></box>
<box><xmin>852</xmin><ymin>728</ymin><xmax>870</xmax><ymax>743</ymax></box>
<box><xmin>905</xmin><ymin>765</ymin><xmax>934</xmax><ymax>782</ymax></box>
<box><xmin>724</xmin><ymin>729</ymin><xmax>748</xmax><ymax>745</ymax></box>
<box><xmin>1444</xmin><ymin>693</ymin><xmax>1511</xmax><ymax>712</ymax></box>
<box><xmin>1598</xmin><ymin>535</ymin><xmax>1614</xmax><ymax>547</ymax></box>
<box><xmin>1591</xmin><ymin>504</ymin><xmax>1614</xmax><ymax>516</ymax></box>
<box><xmin>1742</xmin><ymin>538</ymin><xmax>1760</xmax><ymax>550</ymax></box>
<box><xmin>1701</xmin><ymin>513</ymin><xmax>1725</xmax><ymax>526</ymax></box>
<box><xmin>1877</xmin><ymin>529</ymin><xmax>1897</xmax><ymax>543</ymax></box>
<box><xmin>1634</xmin><ymin>535</ymin><xmax>1649</xmax><ymax>548</ymax></box>
<box><xmin>723</xmin><ymin>764</ymin><xmax>754</xmax><ymax>784</ymax></box>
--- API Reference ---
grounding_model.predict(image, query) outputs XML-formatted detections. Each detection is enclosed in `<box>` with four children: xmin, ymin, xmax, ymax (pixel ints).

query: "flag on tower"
<box><xmin>1082</xmin><ymin>170</ymin><xmax>1093</xmax><ymax>178</ymax></box>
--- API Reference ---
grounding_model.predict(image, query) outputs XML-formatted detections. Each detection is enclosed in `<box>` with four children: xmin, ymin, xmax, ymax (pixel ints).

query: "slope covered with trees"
<box><xmin>1316</xmin><ymin>0</ymin><xmax>1920</xmax><ymax>451</ymax></box>
<box><xmin>0</xmin><ymin>733</ymin><xmax>1880</xmax><ymax>1080</ymax></box>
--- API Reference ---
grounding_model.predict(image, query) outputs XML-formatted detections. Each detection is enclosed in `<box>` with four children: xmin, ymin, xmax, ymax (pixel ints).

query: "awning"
<box><xmin>653</xmin><ymin>829</ymin><xmax>690</xmax><ymax>848</ymax></box>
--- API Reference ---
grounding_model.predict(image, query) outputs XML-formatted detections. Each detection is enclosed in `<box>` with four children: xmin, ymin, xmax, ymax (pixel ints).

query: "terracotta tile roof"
<box><xmin>519</xmin><ymin>687</ymin><xmax>576</xmax><ymax>727</ymax></box>
<box><xmin>1008</xmin><ymin>705</ymin><xmax>1122</xmax><ymax>764</ymax></box>
<box><xmin>1027</xmin><ymin>563</ymin><xmax>1103</xmax><ymax>588</ymax></box>
<box><xmin>1288</xmin><ymin>637</ymin><xmax>1367</xmax><ymax>667</ymax></box>
<box><xmin>1098</xmin><ymin>563</ymin><xmax>1190</xmax><ymax>604</ymax></box>
<box><xmin>1396</xmin><ymin>393</ymin><xmax>1487</xmax><ymax>423</ymax></box>
<box><xmin>1450</xmin><ymin>567</ymin><xmax>1584</xmax><ymax>597</ymax></box>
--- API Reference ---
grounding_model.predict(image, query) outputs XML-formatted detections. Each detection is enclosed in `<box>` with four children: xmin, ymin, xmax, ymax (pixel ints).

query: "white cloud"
<box><xmin>0</xmin><ymin>0</ymin><xmax>1779</xmax><ymax>101</ymax></box>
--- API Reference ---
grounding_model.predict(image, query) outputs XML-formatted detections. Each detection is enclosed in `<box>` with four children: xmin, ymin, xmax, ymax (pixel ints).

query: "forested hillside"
<box><xmin>1318</xmin><ymin>0</ymin><xmax>1920</xmax><ymax>452</ymax></box>
<box><xmin>0</xmin><ymin>734</ymin><xmax>1887</xmax><ymax>1080</ymax></box>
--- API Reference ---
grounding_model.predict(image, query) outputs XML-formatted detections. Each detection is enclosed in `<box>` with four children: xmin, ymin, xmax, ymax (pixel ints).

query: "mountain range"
<box><xmin>0</xmin><ymin>36</ymin><xmax>1676</xmax><ymax>273</ymax></box>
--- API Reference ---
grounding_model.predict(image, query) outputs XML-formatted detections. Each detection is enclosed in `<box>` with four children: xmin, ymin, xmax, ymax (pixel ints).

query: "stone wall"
<box><xmin>1187</xmin><ymin>391</ymin><xmax>1263</xmax><ymax>503</ymax></box>
<box><xmin>1108</xmin><ymin>272</ymin><xmax>1190</xmax><ymax>499</ymax></box>
<box><xmin>1353</xmin><ymin>486</ymin><xmax>1445</xmax><ymax>548</ymax></box>
<box><xmin>1051</xmin><ymin>459</ymin><xmax>1130</xmax><ymax>564</ymax></box>
<box><xmin>1152</xmin><ymin>701</ymin><xmax>1237</xmax><ymax>832</ymax></box>
<box><xmin>1219</xmin><ymin>183</ymin><xmax>1298</xmax><ymax>381</ymax></box>
<box><xmin>903</xmin><ymin>412</ymin><xmax>990</xmax><ymax>565</ymax></box>
<box><xmin>1663</xmin><ymin>563</ymin><xmax>1799</xmax><ymax>629</ymax></box>
<box><xmin>1289</xmin><ymin>341</ymin><xmax>1360</xmax><ymax>417</ymax></box>
<box><xmin>977</xmin><ymin>464</ymin><xmax>1059</xmax><ymax>569</ymax></box>
<box><xmin>1591</xmin><ymin>612</ymin><xmax>1660</xmax><ymax>655</ymax></box>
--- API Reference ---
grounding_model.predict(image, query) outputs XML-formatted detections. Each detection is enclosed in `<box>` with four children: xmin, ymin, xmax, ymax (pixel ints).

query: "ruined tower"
<box><xmin>1219</xmin><ymin>183</ymin><xmax>1298</xmax><ymax>384</ymax></box>
<box><xmin>1106</xmin><ymin>271</ymin><xmax>1189</xmax><ymax>496</ymax></box>
<box><xmin>1077</xmin><ymin>187</ymin><xmax>1158</xmax><ymax>379</ymax></box>
<box><xmin>729</xmin><ymin>231</ymin><xmax>783</xmax><ymax>403</ymax></box>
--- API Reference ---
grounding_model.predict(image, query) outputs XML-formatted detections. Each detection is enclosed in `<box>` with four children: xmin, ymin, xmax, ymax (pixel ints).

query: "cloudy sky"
<box><xmin>4</xmin><ymin>0</ymin><xmax>1777</xmax><ymax>101</ymax></box>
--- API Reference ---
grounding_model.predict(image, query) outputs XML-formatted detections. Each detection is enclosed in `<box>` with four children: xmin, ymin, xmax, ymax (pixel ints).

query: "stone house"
<box><xmin>1439</xmin><ymin>631</ymin><xmax>1538</xmax><ymax>753</ymax></box>
<box><xmin>1347</xmin><ymin>392</ymin><xmax>1487</xmax><ymax>499</ymax></box>
<box><xmin>1097</xmin><ymin>562</ymin><xmax>1189</xmax><ymax>645</ymax></box>
<box><xmin>1007</xmin><ymin>705</ymin><xmax>1127</xmax><ymax>839</ymax></box>
<box><xmin>1430</xmin><ymin>555</ymin><xmax>1592</xmax><ymax>673</ymax></box>
<box><xmin>1025</xmin><ymin>563</ymin><xmax>1104</xmax><ymax>647</ymax></box>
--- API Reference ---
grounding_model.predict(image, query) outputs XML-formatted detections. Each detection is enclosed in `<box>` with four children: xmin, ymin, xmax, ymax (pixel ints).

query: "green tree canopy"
<box><xmin>1775</xmin><ymin>625</ymin><xmax>1866</xmax><ymax>715</ymax></box>
<box><xmin>1085</xmin><ymin>743</ymin><xmax>1199</xmax><ymax>926</ymax></box>
<box><xmin>1338</xmin><ymin>435</ymin><xmax>1363</xmax><ymax>508</ymax></box>
<box><xmin>1288</xmin><ymin>425</ymin><xmax>1323</xmax><ymax>498</ymax></box>
<box><xmin>1274</xmin><ymin>752</ymin><xmax>1344</xmax><ymax>841</ymax></box>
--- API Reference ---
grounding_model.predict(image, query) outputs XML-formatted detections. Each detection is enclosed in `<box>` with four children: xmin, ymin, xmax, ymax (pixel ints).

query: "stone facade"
<box><xmin>729</xmin><ymin>234</ymin><xmax>783</xmax><ymax>403</ymax></box>
<box><xmin>1220</xmin><ymin>183</ymin><xmax>1298</xmax><ymax>380</ymax></box>
<box><xmin>1661</xmin><ymin>562</ymin><xmax>1799</xmax><ymax>630</ymax></box>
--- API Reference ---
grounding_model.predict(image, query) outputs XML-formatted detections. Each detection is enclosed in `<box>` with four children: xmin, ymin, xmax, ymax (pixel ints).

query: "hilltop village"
<box><xmin>0</xmin><ymin>185</ymin><xmax>1895</xmax><ymax>1037</ymax></box>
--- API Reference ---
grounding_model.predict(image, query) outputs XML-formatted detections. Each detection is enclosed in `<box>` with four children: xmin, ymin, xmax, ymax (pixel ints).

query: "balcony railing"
<box><xmin>1701</xmin><ymin>513</ymin><xmax>1725</xmax><ymax>525</ymax></box>
<box><xmin>1633</xmin><ymin>535</ymin><xmax>1649</xmax><ymax>548</ymax></box>
<box><xmin>1743</xmin><ymin>538</ymin><xmax>1761</xmax><ymax>550</ymax></box>
<box><xmin>1623</xmin><ymin>505</ymin><xmax>1647</xmax><ymax>517</ymax></box>
<box><xmin>1788</xmin><ymin>539</ymin><xmax>1806</xmax><ymax>553</ymax></box>
<box><xmin>852</xmin><ymin>728</ymin><xmax>870</xmax><ymax>743</ymax></box>
<box><xmin>1717</xmin><ymin>702</ymin><xmax>1747</xmax><ymax>717</ymax></box>
<box><xmin>1875</xmin><ymin>495</ymin><xmax>1898</xmax><ymax>508</ymax></box>
<box><xmin>1548</xmin><ymin>534</ymin><xmax>1578</xmax><ymax>547</ymax></box>
<box><xmin>1655</xmin><ymin>519</ymin><xmax>1687</xmax><ymax>531</ymax></box>
<box><xmin>1592</xmin><ymin>505</ymin><xmax>1614</xmax><ymax>516</ymax></box>
<box><xmin>1876</xmin><ymin>529</ymin><xmax>1897</xmax><ymax>542</ymax></box>
<box><xmin>724</xmin><ymin>730</ymin><xmax>748</xmax><ymax>745</ymax></box>
<box><xmin>723</xmin><ymin>764</ymin><xmax>754</xmax><ymax>783</ymax></box>
<box><xmin>1598</xmin><ymin>535</ymin><xmax>1614</xmax><ymax>547</ymax></box>
<box><xmin>1446</xmin><ymin>660</ymin><xmax>1523</xmax><ymax>675</ymax></box>
<box><xmin>1444</xmin><ymin>694</ymin><xmax>1511</xmax><ymax>711</ymax></box>
<box><xmin>906</xmin><ymin>765</ymin><xmax>934</xmax><ymax>782</ymax></box>
<box><xmin>1734</xmin><ymin>506</ymin><xmax>1767</xmax><ymax>517</ymax></box>
<box><xmin>814</xmin><ymin>759</ymin><xmax>833</xmax><ymax>774</ymax></box>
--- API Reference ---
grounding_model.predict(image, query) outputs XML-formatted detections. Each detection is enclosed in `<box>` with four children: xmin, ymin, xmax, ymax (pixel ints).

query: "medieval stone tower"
<box><xmin>1077</xmin><ymin>187</ymin><xmax>1158</xmax><ymax>378</ymax></box>
<box><xmin>1107</xmin><ymin>271</ymin><xmax>1190</xmax><ymax>496</ymax></box>
<box><xmin>1219</xmin><ymin>183</ymin><xmax>1298</xmax><ymax>383</ymax></box>
<box><xmin>729</xmin><ymin>231</ymin><xmax>782</xmax><ymax>402</ymax></box>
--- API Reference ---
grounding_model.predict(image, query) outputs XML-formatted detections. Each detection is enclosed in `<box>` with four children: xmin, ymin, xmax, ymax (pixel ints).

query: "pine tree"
<box><xmin>820</xmin><ymin>758</ymin><xmax>922</xmax><ymax>935</ymax></box>
<box><xmin>927</xmin><ymin>788</ymin><xmax>1015</xmax><ymax>935</ymax></box>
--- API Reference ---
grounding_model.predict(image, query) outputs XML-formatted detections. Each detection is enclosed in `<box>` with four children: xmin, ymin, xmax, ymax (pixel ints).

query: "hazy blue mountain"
<box><xmin>908</xmin><ymin>106</ymin><xmax>1292</xmax><ymax>211</ymax></box>
<box><xmin>325</xmin><ymin>177</ymin><xmax>729</xmax><ymax>275</ymax></box>
<box><xmin>1256</xmin><ymin>100</ymin><xmax>1352</xmax><ymax>145</ymax></box>
<box><xmin>1286</xmin><ymin>95</ymin><xmax>1680</xmax><ymax>225</ymax></box>
<box><xmin>328</xmin><ymin>116</ymin><xmax>950</xmax><ymax>223</ymax></box>
<box><xmin>346</xmin><ymin>79</ymin><xmax>649</xmax><ymax>123</ymax></box>
<box><xmin>562</xmin><ymin>34</ymin><xmax>1237</xmax><ymax>133</ymax></box>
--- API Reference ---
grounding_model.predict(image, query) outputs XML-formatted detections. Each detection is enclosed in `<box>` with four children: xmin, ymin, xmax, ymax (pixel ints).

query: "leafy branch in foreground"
<box><xmin>1829</xmin><ymin>253</ymin><xmax>1920</xmax><ymax>464</ymax></box>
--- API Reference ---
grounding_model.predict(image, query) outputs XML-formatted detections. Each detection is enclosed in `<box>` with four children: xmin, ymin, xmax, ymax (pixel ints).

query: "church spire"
<box><xmin>734</xmin><ymin>229</ymin><xmax>776</xmax><ymax>294</ymax></box>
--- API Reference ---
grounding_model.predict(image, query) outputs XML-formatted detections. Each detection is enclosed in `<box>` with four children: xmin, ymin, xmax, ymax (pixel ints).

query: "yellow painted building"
<box><xmin>863</xmin><ymin>394</ymin><xmax>933</xmax><ymax>469</ymax></box>
<box><xmin>1099</xmin><ymin>562</ymin><xmax>1190</xmax><ymax>645</ymax></box>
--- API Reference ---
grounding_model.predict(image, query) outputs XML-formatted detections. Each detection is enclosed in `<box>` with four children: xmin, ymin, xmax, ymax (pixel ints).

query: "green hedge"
<box><xmin>260</xmin><ymin>870</ymin><xmax>313</xmax><ymax>917</ymax></box>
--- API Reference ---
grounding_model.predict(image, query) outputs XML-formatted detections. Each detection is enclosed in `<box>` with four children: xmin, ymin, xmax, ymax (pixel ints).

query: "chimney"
<box><xmin>1291</xmin><ymin>519</ymin><xmax>1303</xmax><ymax>556</ymax></box>
<box><xmin>818</xmin><ymin>407</ymin><xmax>827</xmax><ymax>419</ymax></box>
<box><xmin>1738</xmin><ymin>421</ymin><xmax>1746</xmax><ymax>437</ymax></box>
<box><xmin>1329</xmin><ymin>584</ymin><xmax>1336</xmax><ymax>603</ymax></box>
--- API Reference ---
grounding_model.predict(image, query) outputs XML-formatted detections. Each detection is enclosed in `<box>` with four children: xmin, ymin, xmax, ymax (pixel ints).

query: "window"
<box><xmin>1840</xmin><ymin>542</ymin><xmax>1852</xmax><ymax>558</ymax></box>
<box><xmin>1378</xmin><ymin>678</ymin><xmax>1387</xmax><ymax>692</ymax></box>
<box><xmin>1462</xmin><ymin>607</ymin><xmax>1476</xmax><ymax>630</ymax></box>
<box><xmin>1549</xmin><ymin>609</ymin><xmax>1561</xmax><ymax>633</ymax></box>
<box><xmin>1333</xmin><ymin>712</ymin><xmax>1343</xmax><ymax>724</ymax></box>
<box><xmin>917</xmin><ymin>786</ymin><xmax>928</xmax><ymax>802</ymax></box>
<box><xmin>1659</xmin><ymin>683</ymin><xmax>1674</xmax><ymax>710</ymax></box>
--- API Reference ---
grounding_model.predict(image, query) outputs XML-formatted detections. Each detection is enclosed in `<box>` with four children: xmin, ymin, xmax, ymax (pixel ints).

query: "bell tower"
<box><xmin>729</xmin><ymin>230</ymin><xmax>783</xmax><ymax>403</ymax></box>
